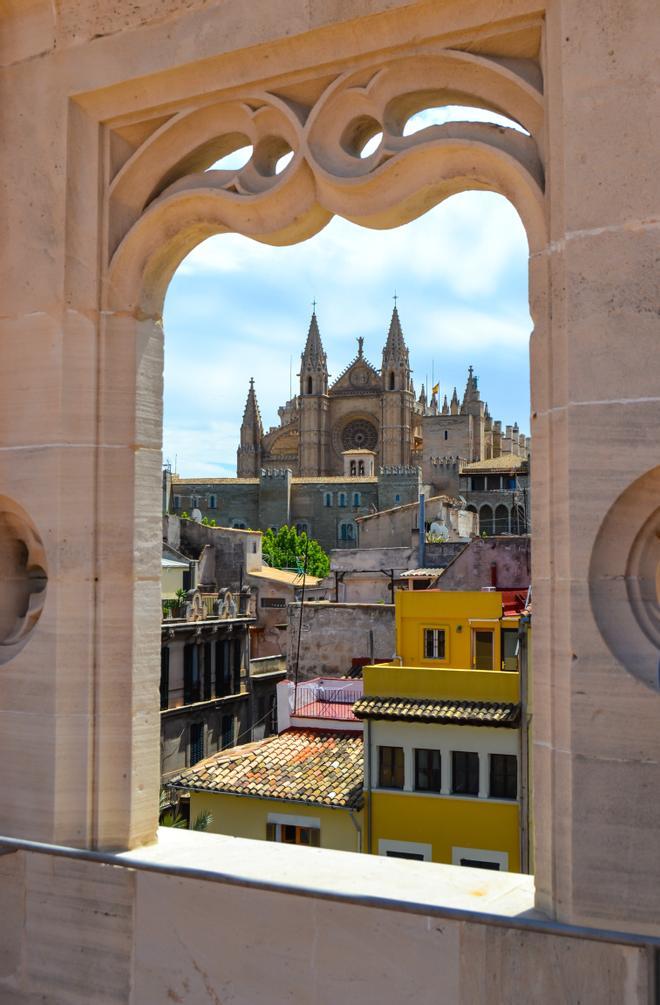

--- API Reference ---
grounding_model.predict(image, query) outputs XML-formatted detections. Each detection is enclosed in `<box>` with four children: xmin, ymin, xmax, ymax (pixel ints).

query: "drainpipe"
<box><xmin>418</xmin><ymin>493</ymin><xmax>426</xmax><ymax>569</ymax></box>
<box><xmin>348</xmin><ymin>809</ymin><xmax>362</xmax><ymax>854</ymax></box>
<box><xmin>366</xmin><ymin>719</ymin><xmax>373</xmax><ymax>856</ymax></box>
<box><xmin>518</xmin><ymin>614</ymin><xmax>531</xmax><ymax>873</ymax></box>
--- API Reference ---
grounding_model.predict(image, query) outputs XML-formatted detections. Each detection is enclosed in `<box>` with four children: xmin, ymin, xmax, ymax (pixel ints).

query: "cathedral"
<box><xmin>237</xmin><ymin>305</ymin><xmax>530</xmax><ymax>485</ymax></box>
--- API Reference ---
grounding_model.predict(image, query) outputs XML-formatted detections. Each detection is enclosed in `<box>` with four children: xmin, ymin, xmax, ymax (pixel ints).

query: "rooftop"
<box><xmin>247</xmin><ymin>567</ymin><xmax>324</xmax><ymax>587</ymax></box>
<box><xmin>460</xmin><ymin>455</ymin><xmax>528</xmax><ymax>474</ymax></box>
<box><xmin>170</xmin><ymin>728</ymin><xmax>363</xmax><ymax>808</ymax></box>
<box><xmin>353</xmin><ymin>696</ymin><xmax>520</xmax><ymax>727</ymax></box>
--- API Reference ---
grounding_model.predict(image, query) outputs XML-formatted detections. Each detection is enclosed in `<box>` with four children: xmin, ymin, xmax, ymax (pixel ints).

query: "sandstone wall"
<box><xmin>287</xmin><ymin>602</ymin><xmax>395</xmax><ymax>680</ymax></box>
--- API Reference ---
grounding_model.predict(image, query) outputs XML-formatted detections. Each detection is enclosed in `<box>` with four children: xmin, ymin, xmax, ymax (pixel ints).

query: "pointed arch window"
<box><xmin>388</xmin><ymin>372</ymin><xmax>395</xmax><ymax>390</ymax></box>
<box><xmin>306</xmin><ymin>376</ymin><xmax>313</xmax><ymax>394</ymax></box>
<box><xmin>323</xmin><ymin>492</ymin><xmax>332</xmax><ymax>507</ymax></box>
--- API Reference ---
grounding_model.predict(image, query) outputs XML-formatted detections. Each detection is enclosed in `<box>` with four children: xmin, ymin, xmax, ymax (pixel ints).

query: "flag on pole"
<box><xmin>432</xmin><ymin>383</ymin><xmax>439</xmax><ymax>395</ymax></box>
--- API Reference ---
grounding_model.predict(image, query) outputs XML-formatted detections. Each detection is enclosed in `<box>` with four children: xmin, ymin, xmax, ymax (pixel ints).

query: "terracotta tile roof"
<box><xmin>352</xmin><ymin>696</ymin><xmax>520</xmax><ymax>727</ymax></box>
<box><xmin>169</xmin><ymin>728</ymin><xmax>363</xmax><ymax>808</ymax></box>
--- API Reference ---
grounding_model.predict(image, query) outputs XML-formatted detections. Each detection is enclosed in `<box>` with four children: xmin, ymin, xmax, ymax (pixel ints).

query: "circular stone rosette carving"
<box><xmin>0</xmin><ymin>496</ymin><xmax>48</xmax><ymax>666</ymax></box>
<box><xmin>589</xmin><ymin>466</ymin><xmax>660</xmax><ymax>690</ymax></box>
<box><xmin>341</xmin><ymin>418</ymin><xmax>378</xmax><ymax>452</ymax></box>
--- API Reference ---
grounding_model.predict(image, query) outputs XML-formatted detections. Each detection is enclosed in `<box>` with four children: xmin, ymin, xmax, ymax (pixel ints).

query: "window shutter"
<box><xmin>266</xmin><ymin>822</ymin><xmax>276</xmax><ymax>841</ymax></box>
<box><xmin>203</xmin><ymin>642</ymin><xmax>213</xmax><ymax>700</ymax></box>
<box><xmin>183</xmin><ymin>644</ymin><xmax>193</xmax><ymax>705</ymax></box>
<box><xmin>160</xmin><ymin>647</ymin><xmax>170</xmax><ymax>710</ymax></box>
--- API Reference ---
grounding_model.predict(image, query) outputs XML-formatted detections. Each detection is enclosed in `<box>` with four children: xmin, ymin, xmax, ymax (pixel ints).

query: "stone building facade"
<box><xmin>171</xmin><ymin>465</ymin><xmax>423</xmax><ymax>553</ymax></box>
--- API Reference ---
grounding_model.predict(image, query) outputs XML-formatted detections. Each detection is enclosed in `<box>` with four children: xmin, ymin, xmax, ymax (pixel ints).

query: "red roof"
<box><xmin>501</xmin><ymin>590</ymin><xmax>528</xmax><ymax>617</ymax></box>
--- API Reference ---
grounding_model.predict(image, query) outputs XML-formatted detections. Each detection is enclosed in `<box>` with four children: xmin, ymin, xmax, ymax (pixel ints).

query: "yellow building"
<box><xmin>169</xmin><ymin>727</ymin><xmax>364</xmax><ymax>853</ymax></box>
<box><xmin>354</xmin><ymin>589</ymin><xmax>528</xmax><ymax>872</ymax></box>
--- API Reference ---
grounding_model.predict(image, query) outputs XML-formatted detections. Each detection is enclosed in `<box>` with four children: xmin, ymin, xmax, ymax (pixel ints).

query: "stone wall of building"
<box><xmin>437</xmin><ymin>537</ymin><xmax>531</xmax><ymax>592</ymax></box>
<box><xmin>175</xmin><ymin>520</ymin><xmax>262</xmax><ymax>590</ymax></box>
<box><xmin>287</xmin><ymin>602</ymin><xmax>395</xmax><ymax>680</ymax></box>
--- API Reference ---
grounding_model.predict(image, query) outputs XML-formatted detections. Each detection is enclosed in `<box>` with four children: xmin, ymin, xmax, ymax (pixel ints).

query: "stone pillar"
<box><xmin>531</xmin><ymin>1</ymin><xmax>660</xmax><ymax>932</ymax></box>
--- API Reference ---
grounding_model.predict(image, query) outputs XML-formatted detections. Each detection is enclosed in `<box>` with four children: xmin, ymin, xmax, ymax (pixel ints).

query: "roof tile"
<box><xmin>352</xmin><ymin>696</ymin><xmax>520</xmax><ymax>727</ymax></box>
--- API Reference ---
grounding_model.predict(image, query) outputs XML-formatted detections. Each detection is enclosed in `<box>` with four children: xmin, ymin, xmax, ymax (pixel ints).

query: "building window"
<box><xmin>489</xmin><ymin>754</ymin><xmax>517</xmax><ymax>800</ymax></box>
<box><xmin>190</xmin><ymin>723</ymin><xmax>204</xmax><ymax>765</ymax></box>
<box><xmin>444</xmin><ymin>430</ymin><xmax>448</xmax><ymax>440</ymax></box>
<box><xmin>209</xmin><ymin>494</ymin><xmax>217</xmax><ymax>509</ymax></box>
<box><xmin>378</xmin><ymin>746</ymin><xmax>404</xmax><ymax>789</ymax></box>
<box><xmin>306</xmin><ymin>376</ymin><xmax>313</xmax><ymax>394</ymax></box>
<box><xmin>424</xmin><ymin>628</ymin><xmax>446</xmax><ymax>660</ymax></box>
<box><xmin>160</xmin><ymin>647</ymin><xmax>170</xmax><ymax>711</ymax></box>
<box><xmin>414</xmin><ymin>749</ymin><xmax>442</xmax><ymax>793</ymax></box>
<box><xmin>451</xmin><ymin>847</ymin><xmax>508</xmax><ymax>872</ymax></box>
<box><xmin>221</xmin><ymin>714</ymin><xmax>234</xmax><ymax>750</ymax></box>
<box><xmin>388</xmin><ymin>371</ymin><xmax>395</xmax><ymax>390</ymax></box>
<box><xmin>358</xmin><ymin>460</ymin><xmax>365</xmax><ymax>475</ymax></box>
<box><xmin>296</xmin><ymin>522</ymin><xmax>309</xmax><ymax>536</ymax></box>
<box><xmin>340</xmin><ymin>521</ymin><xmax>355</xmax><ymax>542</ymax></box>
<box><xmin>233</xmin><ymin>521</ymin><xmax>247</xmax><ymax>529</ymax></box>
<box><xmin>451</xmin><ymin>750</ymin><xmax>479</xmax><ymax>796</ymax></box>
<box><xmin>338</xmin><ymin>492</ymin><xmax>347</xmax><ymax>507</ymax></box>
<box><xmin>501</xmin><ymin>629</ymin><xmax>518</xmax><ymax>671</ymax></box>
<box><xmin>183</xmin><ymin>644</ymin><xmax>201</xmax><ymax>705</ymax></box>
<box><xmin>323</xmin><ymin>492</ymin><xmax>332</xmax><ymax>507</ymax></box>
<box><xmin>191</xmin><ymin>495</ymin><xmax>198</xmax><ymax>509</ymax></box>
<box><xmin>350</xmin><ymin>460</ymin><xmax>357</xmax><ymax>476</ymax></box>
<box><xmin>353</xmin><ymin>492</ymin><xmax>361</xmax><ymax>506</ymax></box>
<box><xmin>378</xmin><ymin>839</ymin><xmax>432</xmax><ymax>861</ymax></box>
<box><xmin>395</xmin><ymin>494</ymin><xmax>400</xmax><ymax>504</ymax></box>
<box><xmin>173</xmin><ymin>495</ymin><xmax>181</xmax><ymax>509</ymax></box>
<box><xmin>267</xmin><ymin>822</ymin><xmax>320</xmax><ymax>846</ymax></box>
<box><xmin>473</xmin><ymin>630</ymin><xmax>494</xmax><ymax>670</ymax></box>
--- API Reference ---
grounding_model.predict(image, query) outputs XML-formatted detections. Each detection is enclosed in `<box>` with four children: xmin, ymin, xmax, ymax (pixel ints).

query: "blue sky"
<box><xmin>163</xmin><ymin>111</ymin><xmax>531</xmax><ymax>477</ymax></box>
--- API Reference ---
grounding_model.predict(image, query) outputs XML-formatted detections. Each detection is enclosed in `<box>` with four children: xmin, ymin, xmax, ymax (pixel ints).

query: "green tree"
<box><xmin>262</xmin><ymin>525</ymin><xmax>330</xmax><ymax>578</ymax></box>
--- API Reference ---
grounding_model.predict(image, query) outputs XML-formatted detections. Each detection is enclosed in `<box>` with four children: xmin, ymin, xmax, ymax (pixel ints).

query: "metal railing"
<box><xmin>292</xmin><ymin>683</ymin><xmax>362</xmax><ymax>721</ymax></box>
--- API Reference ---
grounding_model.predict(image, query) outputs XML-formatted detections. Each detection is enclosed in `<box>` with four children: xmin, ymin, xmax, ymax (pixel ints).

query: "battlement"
<box><xmin>378</xmin><ymin>465</ymin><xmax>421</xmax><ymax>477</ymax></box>
<box><xmin>259</xmin><ymin>468</ymin><xmax>292</xmax><ymax>480</ymax></box>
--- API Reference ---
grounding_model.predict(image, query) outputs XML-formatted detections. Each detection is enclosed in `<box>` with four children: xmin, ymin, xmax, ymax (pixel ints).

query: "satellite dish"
<box><xmin>191</xmin><ymin>508</ymin><xmax>203</xmax><ymax>524</ymax></box>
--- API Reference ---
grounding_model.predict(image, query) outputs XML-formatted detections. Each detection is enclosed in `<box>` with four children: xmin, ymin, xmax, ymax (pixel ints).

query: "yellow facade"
<box><xmin>369</xmin><ymin>791</ymin><xmax>520</xmax><ymax>871</ymax></box>
<box><xmin>394</xmin><ymin>589</ymin><xmax>518</xmax><ymax>671</ymax></box>
<box><xmin>189</xmin><ymin>791</ymin><xmax>363</xmax><ymax>853</ymax></box>
<box><xmin>362</xmin><ymin>588</ymin><xmax>523</xmax><ymax>872</ymax></box>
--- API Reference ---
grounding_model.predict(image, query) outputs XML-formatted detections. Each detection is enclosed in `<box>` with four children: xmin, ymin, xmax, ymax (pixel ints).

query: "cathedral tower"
<box><xmin>298</xmin><ymin>309</ymin><xmax>330</xmax><ymax>475</ymax></box>
<box><xmin>380</xmin><ymin>303</ymin><xmax>413</xmax><ymax>467</ymax></box>
<box><xmin>237</xmin><ymin>378</ymin><xmax>264</xmax><ymax>476</ymax></box>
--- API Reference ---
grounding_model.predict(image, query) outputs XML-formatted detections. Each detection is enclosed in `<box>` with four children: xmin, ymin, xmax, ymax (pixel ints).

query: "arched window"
<box><xmin>350</xmin><ymin>460</ymin><xmax>357</xmax><ymax>476</ymax></box>
<box><xmin>353</xmin><ymin>492</ymin><xmax>361</xmax><ymax>507</ymax></box>
<box><xmin>479</xmin><ymin>504</ymin><xmax>494</xmax><ymax>536</ymax></box>
<box><xmin>358</xmin><ymin>460</ymin><xmax>365</xmax><ymax>475</ymax></box>
<box><xmin>306</xmin><ymin>376</ymin><xmax>313</xmax><ymax>394</ymax></box>
<box><xmin>233</xmin><ymin>521</ymin><xmax>247</xmax><ymax>530</ymax></box>
<box><xmin>395</xmin><ymin>494</ymin><xmax>401</xmax><ymax>504</ymax></box>
<box><xmin>209</xmin><ymin>494</ymin><xmax>217</xmax><ymax>509</ymax></box>
<box><xmin>340</xmin><ymin>521</ymin><xmax>356</xmax><ymax>542</ymax></box>
<box><xmin>338</xmin><ymin>492</ymin><xmax>347</xmax><ymax>507</ymax></box>
<box><xmin>494</xmin><ymin>504</ymin><xmax>510</xmax><ymax>534</ymax></box>
<box><xmin>296</xmin><ymin>522</ymin><xmax>309</xmax><ymax>536</ymax></box>
<box><xmin>323</xmin><ymin>492</ymin><xmax>332</xmax><ymax>507</ymax></box>
<box><xmin>191</xmin><ymin>495</ymin><xmax>198</xmax><ymax>508</ymax></box>
<box><xmin>388</xmin><ymin>372</ymin><xmax>395</xmax><ymax>390</ymax></box>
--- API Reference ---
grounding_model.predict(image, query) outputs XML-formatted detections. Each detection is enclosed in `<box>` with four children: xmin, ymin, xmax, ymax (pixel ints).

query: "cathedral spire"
<box><xmin>237</xmin><ymin>378</ymin><xmax>263</xmax><ymax>476</ymax></box>
<box><xmin>441</xmin><ymin>394</ymin><xmax>449</xmax><ymax>415</ymax></box>
<box><xmin>300</xmin><ymin>308</ymin><xmax>328</xmax><ymax>395</ymax></box>
<box><xmin>462</xmin><ymin>364</ymin><xmax>480</xmax><ymax>406</ymax></box>
<box><xmin>450</xmin><ymin>387</ymin><xmax>459</xmax><ymax>415</ymax></box>
<box><xmin>241</xmin><ymin>377</ymin><xmax>263</xmax><ymax>438</ymax></box>
<box><xmin>381</xmin><ymin>302</ymin><xmax>411</xmax><ymax>392</ymax></box>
